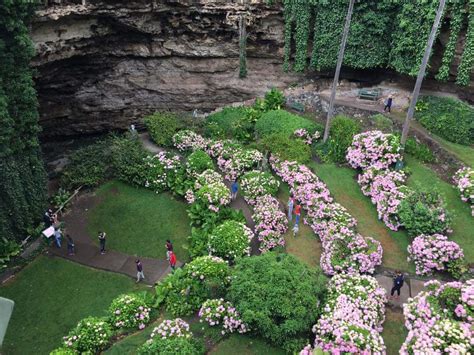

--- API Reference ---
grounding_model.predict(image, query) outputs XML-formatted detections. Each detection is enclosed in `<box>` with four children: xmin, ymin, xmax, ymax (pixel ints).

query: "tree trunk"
<box><xmin>401</xmin><ymin>0</ymin><xmax>446</xmax><ymax>146</ymax></box>
<box><xmin>323</xmin><ymin>0</ymin><xmax>355</xmax><ymax>142</ymax></box>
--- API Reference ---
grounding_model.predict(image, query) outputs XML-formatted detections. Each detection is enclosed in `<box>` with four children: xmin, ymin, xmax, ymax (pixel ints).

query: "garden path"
<box><xmin>49</xmin><ymin>192</ymin><xmax>179</xmax><ymax>286</ymax></box>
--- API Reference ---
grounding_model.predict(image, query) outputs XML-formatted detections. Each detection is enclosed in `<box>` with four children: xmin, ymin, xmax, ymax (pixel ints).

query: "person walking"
<box><xmin>287</xmin><ymin>195</ymin><xmax>295</xmax><ymax>222</ymax></box>
<box><xmin>294</xmin><ymin>202</ymin><xmax>302</xmax><ymax>226</ymax></box>
<box><xmin>390</xmin><ymin>271</ymin><xmax>405</xmax><ymax>300</ymax></box>
<box><xmin>165</xmin><ymin>239</ymin><xmax>173</xmax><ymax>252</ymax></box>
<box><xmin>98</xmin><ymin>231</ymin><xmax>107</xmax><ymax>254</ymax></box>
<box><xmin>231</xmin><ymin>180</ymin><xmax>239</xmax><ymax>200</ymax></box>
<box><xmin>292</xmin><ymin>222</ymin><xmax>299</xmax><ymax>237</ymax></box>
<box><xmin>169</xmin><ymin>251</ymin><xmax>177</xmax><ymax>271</ymax></box>
<box><xmin>54</xmin><ymin>227</ymin><xmax>63</xmax><ymax>248</ymax></box>
<box><xmin>66</xmin><ymin>234</ymin><xmax>75</xmax><ymax>255</ymax></box>
<box><xmin>43</xmin><ymin>209</ymin><xmax>54</xmax><ymax>228</ymax></box>
<box><xmin>384</xmin><ymin>95</ymin><xmax>393</xmax><ymax>113</ymax></box>
<box><xmin>135</xmin><ymin>259</ymin><xmax>145</xmax><ymax>283</ymax></box>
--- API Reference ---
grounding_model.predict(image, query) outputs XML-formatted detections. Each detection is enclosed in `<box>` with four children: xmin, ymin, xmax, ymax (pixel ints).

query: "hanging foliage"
<box><xmin>293</xmin><ymin>1</ymin><xmax>311</xmax><ymax>72</ymax></box>
<box><xmin>0</xmin><ymin>1</ymin><xmax>47</xmax><ymax>242</ymax></box>
<box><xmin>436</xmin><ymin>2</ymin><xmax>465</xmax><ymax>81</ymax></box>
<box><xmin>456</xmin><ymin>4</ymin><xmax>474</xmax><ymax>85</ymax></box>
<box><xmin>282</xmin><ymin>0</ymin><xmax>294</xmax><ymax>72</ymax></box>
<box><xmin>239</xmin><ymin>15</ymin><xmax>247</xmax><ymax>78</ymax></box>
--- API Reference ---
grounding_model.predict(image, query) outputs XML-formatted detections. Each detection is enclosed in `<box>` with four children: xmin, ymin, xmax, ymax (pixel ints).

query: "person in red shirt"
<box><xmin>169</xmin><ymin>251</ymin><xmax>177</xmax><ymax>271</ymax></box>
<box><xmin>294</xmin><ymin>203</ymin><xmax>301</xmax><ymax>226</ymax></box>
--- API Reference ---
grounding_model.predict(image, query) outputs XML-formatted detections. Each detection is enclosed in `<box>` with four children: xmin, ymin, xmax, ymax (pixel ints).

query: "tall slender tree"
<box><xmin>0</xmin><ymin>1</ymin><xmax>47</xmax><ymax>242</ymax></box>
<box><xmin>401</xmin><ymin>0</ymin><xmax>447</xmax><ymax>146</ymax></box>
<box><xmin>323</xmin><ymin>0</ymin><xmax>355</xmax><ymax>143</ymax></box>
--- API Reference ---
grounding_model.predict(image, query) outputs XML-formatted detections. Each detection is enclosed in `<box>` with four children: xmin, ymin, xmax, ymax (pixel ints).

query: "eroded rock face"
<box><xmin>33</xmin><ymin>0</ymin><xmax>299</xmax><ymax>137</ymax></box>
<box><xmin>32</xmin><ymin>0</ymin><xmax>473</xmax><ymax>138</ymax></box>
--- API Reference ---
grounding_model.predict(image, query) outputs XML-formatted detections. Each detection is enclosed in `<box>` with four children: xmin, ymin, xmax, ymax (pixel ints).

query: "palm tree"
<box><xmin>400</xmin><ymin>0</ymin><xmax>447</xmax><ymax>146</ymax></box>
<box><xmin>323</xmin><ymin>0</ymin><xmax>355</xmax><ymax>143</ymax></box>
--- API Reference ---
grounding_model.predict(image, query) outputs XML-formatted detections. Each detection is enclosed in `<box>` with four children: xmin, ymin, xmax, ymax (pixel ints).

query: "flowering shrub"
<box><xmin>346</xmin><ymin>130</ymin><xmax>401</xmax><ymax>170</ymax></box>
<box><xmin>407</xmin><ymin>234</ymin><xmax>465</xmax><ymax>276</ymax></box>
<box><xmin>62</xmin><ymin>317</ymin><xmax>112</xmax><ymax>353</ymax></box>
<box><xmin>195</xmin><ymin>181</ymin><xmax>230</xmax><ymax>213</ymax></box>
<box><xmin>186</xmin><ymin>150</ymin><xmax>214</xmax><ymax>177</ymax></box>
<box><xmin>239</xmin><ymin>170</ymin><xmax>279</xmax><ymax>205</ymax></box>
<box><xmin>313</xmin><ymin>274</ymin><xmax>386</xmax><ymax>354</ymax></box>
<box><xmin>143</xmin><ymin>152</ymin><xmax>182</xmax><ymax>193</ymax></box>
<box><xmin>138</xmin><ymin>336</ymin><xmax>204</xmax><ymax>355</ymax></box>
<box><xmin>270</xmin><ymin>156</ymin><xmax>382</xmax><ymax>275</ymax></box>
<box><xmin>185</xmin><ymin>255</ymin><xmax>230</xmax><ymax>282</ymax></box>
<box><xmin>198</xmin><ymin>298</ymin><xmax>248</xmax><ymax>334</ymax></box>
<box><xmin>215</xmin><ymin>146</ymin><xmax>263</xmax><ymax>181</ymax></box>
<box><xmin>294</xmin><ymin>128</ymin><xmax>321</xmax><ymax>145</ymax></box>
<box><xmin>173</xmin><ymin>130</ymin><xmax>210</xmax><ymax>152</ymax></box>
<box><xmin>49</xmin><ymin>348</ymin><xmax>76</xmax><ymax>355</ymax></box>
<box><xmin>108</xmin><ymin>294</ymin><xmax>151</xmax><ymax>330</ymax></box>
<box><xmin>208</xmin><ymin>220</ymin><xmax>254</xmax><ymax>260</ymax></box>
<box><xmin>358</xmin><ymin>167</ymin><xmax>408</xmax><ymax>230</ymax></box>
<box><xmin>150</xmin><ymin>318</ymin><xmax>192</xmax><ymax>339</ymax></box>
<box><xmin>453</xmin><ymin>167</ymin><xmax>474</xmax><ymax>216</ymax></box>
<box><xmin>398</xmin><ymin>188</ymin><xmax>452</xmax><ymax>237</ymax></box>
<box><xmin>401</xmin><ymin>279</ymin><xmax>473</xmax><ymax>354</ymax></box>
<box><xmin>253</xmin><ymin>195</ymin><xmax>288</xmax><ymax>253</ymax></box>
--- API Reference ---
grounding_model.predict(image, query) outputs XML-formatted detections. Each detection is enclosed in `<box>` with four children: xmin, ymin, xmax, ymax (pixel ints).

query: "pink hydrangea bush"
<box><xmin>271</xmin><ymin>156</ymin><xmax>382</xmax><ymax>275</ymax></box>
<box><xmin>173</xmin><ymin>130</ymin><xmax>210</xmax><ymax>152</ymax></box>
<box><xmin>346</xmin><ymin>130</ymin><xmax>401</xmax><ymax>170</ymax></box>
<box><xmin>252</xmin><ymin>194</ymin><xmax>288</xmax><ymax>253</ymax></box>
<box><xmin>240</xmin><ymin>170</ymin><xmax>279</xmax><ymax>205</ymax></box>
<box><xmin>109</xmin><ymin>294</ymin><xmax>151</xmax><ymax>330</ymax></box>
<box><xmin>215</xmin><ymin>146</ymin><xmax>263</xmax><ymax>181</ymax></box>
<box><xmin>401</xmin><ymin>279</ymin><xmax>473</xmax><ymax>354</ymax></box>
<box><xmin>198</xmin><ymin>298</ymin><xmax>248</xmax><ymax>335</ymax></box>
<box><xmin>294</xmin><ymin>128</ymin><xmax>321</xmax><ymax>145</ymax></box>
<box><xmin>190</xmin><ymin>169</ymin><xmax>230</xmax><ymax>212</ymax></box>
<box><xmin>143</xmin><ymin>152</ymin><xmax>181</xmax><ymax>192</ymax></box>
<box><xmin>453</xmin><ymin>167</ymin><xmax>474</xmax><ymax>216</ymax></box>
<box><xmin>185</xmin><ymin>255</ymin><xmax>230</xmax><ymax>282</ymax></box>
<box><xmin>150</xmin><ymin>318</ymin><xmax>192</xmax><ymax>339</ymax></box>
<box><xmin>208</xmin><ymin>220</ymin><xmax>254</xmax><ymax>260</ymax></box>
<box><xmin>312</xmin><ymin>274</ymin><xmax>386</xmax><ymax>354</ymax></box>
<box><xmin>407</xmin><ymin>234</ymin><xmax>464</xmax><ymax>275</ymax></box>
<box><xmin>358</xmin><ymin>167</ymin><xmax>408</xmax><ymax>230</ymax></box>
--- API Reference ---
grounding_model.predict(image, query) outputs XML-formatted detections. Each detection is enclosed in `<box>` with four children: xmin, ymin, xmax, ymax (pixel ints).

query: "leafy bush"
<box><xmin>198</xmin><ymin>298</ymin><xmax>248</xmax><ymax>334</ymax></box>
<box><xmin>239</xmin><ymin>170</ymin><xmax>279</xmax><ymax>205</ymax></box>
<box><xmin>404</xmin><ymin>137</ymin><xmax>435</xmax><ymax>163</ymax></box>
<box><xmin>398</xmin><ymin>187</ymin><xmax>452</xmax><ymax>237</ymax></box>
<box><xmin>255</xmin><ymin>110</ymin><xmax>319</xmax><ymax>138</ymax></box>
<box><xmin>453</xmin><ymin>167</ymin><xmax>474</xmax><ymax>216</ymax></box>
<box><xmin>370</xmin><ymin>114</ymin><xmax>394</xmax><ymax>132</ymax></box>
<box><xmin>144</xmin><ymin>112</ymin><xmax>180</xmax><ymax>147</ymax></box>
<box><xmin>227</xmin><ymin>253</ymin><xmax>327</xmax><ymax>352</ymax></box>
<box><xmin>155</xmin><ymin>257</ymin><xmax>230</xmax><ymax>316</ymax></box>
<box><xmin>109</xmin><ymin>293</ymin><xmax>152</xmax><ymax>330</ymax></box>
<box><xmin>263</xmin><ymin>88</ymin><xmax>285</xmax><ymax>111</ymax></box>
<box><xmin>205</xmin><ymin>107</ymin><xmax>247</xmax><ymax>140</ymax></box>
<box><xmin>186</xmin><ymin>150</ymin><xmax>214</xmax><ymax>177</ymax></box>
<box><xmin>109</xmin><ymin>135</ymin><xmax>148</xmax><ymax>186</ymax></box>
<box><xmin>317</xmin><ymin>115</ymin><xmax>360</xmax><ymax>163</ymax></box>
<box><xmin>60</xmin><ymin>140</ymin><xmax>110</xmax><ymax>189</ymax></box>
<box><xmin>415</xmin><ymin>96</ymin><xmax>474</xmax><ymax>145</ymax></box>
<box><xmin>138</xmin><ymin>336</ymin><xmax>204</xmax><ymax>355</ymax></box>
<box><xmin>258</xmin><ymin>133</ymin><xmax>312</xmax><ymax>163</ymax></box>
<box><xmin>62</xmin><ymin>317</ymin><xmax>112</xmax><ymax>353</ymax></box>
<box><xmin>208</xmin><ymin>220</ymin><xmax>254</xmax><ymax>261</ymax></box>
<box><xmin>49</xmin><ymin>348</ymin><xmax>76</xmax><ymax>355</ymax></box>
<box><xmin>0</xmin><ymin>237</ymin><xmax>21</xmax><ymax>269</ymax></box>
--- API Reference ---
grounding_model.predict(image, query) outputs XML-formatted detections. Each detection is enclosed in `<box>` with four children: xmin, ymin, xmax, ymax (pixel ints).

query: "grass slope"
<box><xmin>0</xmin><ymin>256</ymin><xmax>145</xmax><ymax>355</ymax></box>
<box><xmin>382</xmin><ymin>309</ymin><xmax>407</xmax><ymax>355</ymax></box>
<box><xmin>210</xmin><ymin>334</ymin><xmax>286</xmax><ymax>355</ymax></box>
<box><xmin>87</xmin><ymin>181</ymin><xmax>191</xmax><ymax>261</ymax></box>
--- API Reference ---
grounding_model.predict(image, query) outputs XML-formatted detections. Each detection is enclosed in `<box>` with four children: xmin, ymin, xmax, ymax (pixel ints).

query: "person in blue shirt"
<box><xmin>384</xmin><ymin>95</ymin><xmax>393</xmax><ymax>113</ymax></box>
<box><xmin>231</xmin><ymin>180</ymin><xmax>239</xmax><ymax>200</ymax></box>
<box><xmin>390</xmin><ymin>271</ymin><xmax>405</xmax><ymax>300</ymax></box>
<box><xmin>54</xmin><ymin>227</ymin><xmax>62</xmax><ymax>248</ymax></box>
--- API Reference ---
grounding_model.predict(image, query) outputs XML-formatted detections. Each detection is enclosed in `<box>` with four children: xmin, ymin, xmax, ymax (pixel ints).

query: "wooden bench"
<box><xmin>358</xmin><ymin>88</ymin><xmax>381</xmax><ymax>101</ymax></box>
<box><xmin>288</xmin><ymin>101</ymin><xmax>305</xmax><ymax>113</ymax></box>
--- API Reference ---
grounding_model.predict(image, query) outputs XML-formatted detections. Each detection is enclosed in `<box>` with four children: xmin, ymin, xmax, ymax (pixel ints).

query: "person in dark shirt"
<box><xmin>43</xmin><ymin>209</ymin><xmax>54</xmax><ymax>227</ymax></box>
<box><xmin>384</xmin><ymin>95</ymin><xmax>393</xmax><ymax>113</ymax></box>
<box><xmin>165</xmin><ymin>239</ymin><xmax>173</xmax><ymax>252</ymax></box>
<box><xmin>98</xmin><ymin>231</ymin><xmax>106</xmax><ymax>254</ymax></box>
<box><xmin>390</xmin><ymin>271</ymin><xmax>405</xmax><ymax>300</ymax></box>
<box><xmin>135</xmin><ymin>259</ymin><xmax>145</xmax><ymax>283</ymax></box>
<box><xmin>66</xmin><ymin>234</ymin><xmax>75</xmax><ymax>255</ymax></box>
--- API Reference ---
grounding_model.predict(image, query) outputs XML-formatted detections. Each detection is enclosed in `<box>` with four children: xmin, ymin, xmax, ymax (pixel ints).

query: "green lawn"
<box><xmin>382</xmin><ymin>309</ymin><xmax>407</xmax><ymax>355</ymax></box>
<box><xmin>405</xmin><ymin>156</ymin><xmax>474</xmax><ymax>263</ymax></box>
<box><xmin>433</xmin><ymin>135</ymin><xmax>474</xmax><ymax>167</ymax></box>
<box><xmin>210</xmin><ymin>334</ymin><xmax>286</xmax><ymax>355</ymax></box>
<box><xmin>87</xmin><ymin>181</ymin><xmax>191</xmax><ymax>261</ymax></box>
<box><xmin>0</xmin><ymin>256</ymin><xmax>145</xmax><ymax>355</ymax></box>
<box><xmin>284</xmin><ymin>224</ymin><xmax>322</xmax><ymax>269</ymax></box>
<box><xmin>309</xmin><ymin>162</ymin><xmax>413</xmax><ymax>272</ymax></box>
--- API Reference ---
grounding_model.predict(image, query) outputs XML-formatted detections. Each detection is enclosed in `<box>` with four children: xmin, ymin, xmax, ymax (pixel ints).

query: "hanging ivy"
<box><xmin>239</xmin><ymin>15</ymin><xmax>247</xmax><ymax>79</ymax></box>
<box><xmin>282</xmin><ymin>0</ymin><xmax>294</xmax><ymax>72</ymax></box>
<box><xmin>456</xmin><ymin>4</ymin><xmax>474</xmax><ymax>85</ymax></box>
<box><xmin>436</xmin><ymin>1</ymin><xmax>465</xmax><ymax>81</ymax></box>
<box><xmin>293</xmin><ymin>1</ymin><xmax>311</xmax><ymax>72</ymax></box>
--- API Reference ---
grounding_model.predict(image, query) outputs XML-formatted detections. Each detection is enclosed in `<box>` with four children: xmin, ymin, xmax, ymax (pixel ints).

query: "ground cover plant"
<box><xmin>144</xmin><ymin>112</ymin><xmax>181</xmax><ymax>147</ymax></box>
<box><xmin>0</xmin><ymin>257</ymin><xmax>145</xmax><ymax>355</ymax></box>
<box><xmin>255</xmin><ymin>110</ymin><xmax>320</xmax><ymax>138</ymax></box>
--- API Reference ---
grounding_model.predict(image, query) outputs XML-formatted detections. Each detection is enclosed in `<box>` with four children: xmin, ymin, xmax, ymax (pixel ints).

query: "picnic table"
<box><xmin>358</xmin><ymin>88</ymin><xmax>381</xmax><ymax>101</ymax></box>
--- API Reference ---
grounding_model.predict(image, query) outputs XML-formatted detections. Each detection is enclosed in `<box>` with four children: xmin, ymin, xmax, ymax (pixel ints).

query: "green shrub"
<box><xmin>186</xmin><ymin>150</ymin><xmax>214</xmax><ymax>176</ymax></box>
<box><xmin>208</xmin><ymin>220</ymin><xmax>254</xmax><ymax>261</ymax></box>
<box><xmin>62</xmin><ymin>317</ymin><xmax>112</xmax><ymax>353</ymax></box>
<box><xmin>404</xmin><ymin>137</ymin><xmax>435</xmax><ymax>163</ymax></box>
<box><xmin>415</xmin><ymin>96</ymin><xmax>474</xmax><ymax>145</ymax></box>
<box><xmin>0</xmin><ymin>237</ymin><xmax>21</xmax><ymax>269</ymax></box>
<box><xmin>370</xmin><ymin>114</ymin><xmax>394</xmax><ymax>132</ymax></box>
<box><xmin>110</xmin><ymin>135</ymin><xmax>148</xmax><ymax>186</ymax></box>
<box><xmin>138</xmin><ymin>337</ymin><xmax>204</xmax><ymax>355</ymax></box>
<box><xmin>263</xmin><ymin>88</ymin><xmax>285</xmax><ymax>111</ymax></box>
<box><xmin>255</xmin><ymin>110</ymin><xmax>319</xmax><ymax>138</ymax></box>
<box><xmin>205</xmin><ymin>107</ymin><xmax>247</xmax><ymax>139</ymax></box>
<box><xmin>398</xmin><ymin>187</ymin><xmax>452</xmax><ymax>237</ymax></box>
<box><xmin>239</xmin><ymin>170</ymin><xmax>280</xmax><ymax>204</ymax></box>
<box><xmin>447</xmin><ymin>258</ymin><xmax>468</xmax><ymax>280</ymax></box>
<box><xmin>60</xmin><ymin>139</ymin><xmax>111</xmax><ymax>190</ymax></box>
<box><xmin>258</xmin><ymin>133</ymin><xmax>311</xmax><ymax>163</ymax></box>
<box><xmin>144</xmin><ymin>112</ymin><xmax>180</xmax><ymax>146</ymax></box>
<box><xmin>227</xmin><ymin>253</ymin><xmax>327</xmax><ymax>352</ymax></box>
<box><xmin>317</xmin><ymin>115</ymin><xmax>360</xmax><ymax>163</ymax></box>
<box><xmin>49</xmin><ymin>348</ymin><xmax>76</xmax><ymax>355</ymax></box>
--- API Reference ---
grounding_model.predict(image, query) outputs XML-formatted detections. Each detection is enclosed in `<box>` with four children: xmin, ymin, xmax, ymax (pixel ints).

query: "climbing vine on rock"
<box><xmin>293</xmin><ymin>1</ymin><xmax>311</xmax><ymax>72</ymax></box>
<box><xmin>436</xmin><ymin>1</ymin><xmax>465</xmax><ymax>81</ymax></box>
<box><xmin>282</xmin><ymin>0</ymin><xmax>294</xmax><ymax>72</ymax></box>
<box><xmin>456</xmin><ymin>4</ymin><xmax>474</xmax><ymax>85</ymax></box>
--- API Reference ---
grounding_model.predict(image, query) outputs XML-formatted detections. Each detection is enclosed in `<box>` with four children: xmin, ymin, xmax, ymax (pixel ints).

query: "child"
<box><xmin>136</xmin><ymin>259</ymin><xmax>145</xmax><ymax>283</ymax></box>
<box><xmin>292</xmin><ymin>222</ymin><xmax>299</xmax><ymax>237</ymax></box>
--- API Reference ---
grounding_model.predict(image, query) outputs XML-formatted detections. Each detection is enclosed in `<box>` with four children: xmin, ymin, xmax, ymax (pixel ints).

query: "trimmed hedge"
<box><xmin>255</xmin><ymin>110</ymin><xmax>320</xmax><ymax>138</ymax></box>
